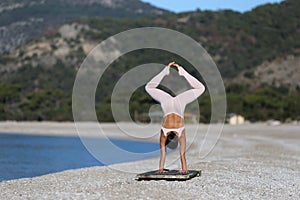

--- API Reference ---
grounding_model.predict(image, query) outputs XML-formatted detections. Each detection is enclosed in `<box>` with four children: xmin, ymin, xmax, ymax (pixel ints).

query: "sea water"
<box><xmin>0</xmin><ymin>133</ymin><xmax>160</xmax><ymax>182</ymax></box>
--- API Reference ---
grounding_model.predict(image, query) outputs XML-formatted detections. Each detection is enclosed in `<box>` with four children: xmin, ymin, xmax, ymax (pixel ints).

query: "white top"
<box><xmin>145</xmin><ymin>66</ymin><xmax>205</xmax><ymax>118</ymax></box>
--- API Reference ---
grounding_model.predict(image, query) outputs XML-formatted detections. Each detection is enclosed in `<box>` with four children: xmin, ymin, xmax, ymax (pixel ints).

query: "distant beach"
<box><xmin>0</xmin><ymin>122</ymin><xmax>299</xmax><ymax>199</ymax></box>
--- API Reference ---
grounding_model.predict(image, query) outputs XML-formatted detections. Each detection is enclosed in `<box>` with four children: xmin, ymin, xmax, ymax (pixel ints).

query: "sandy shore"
<box><xmin>0</xmin><ymin>122</ymin><xmax>299</xmax><ymax>199</ymax></box>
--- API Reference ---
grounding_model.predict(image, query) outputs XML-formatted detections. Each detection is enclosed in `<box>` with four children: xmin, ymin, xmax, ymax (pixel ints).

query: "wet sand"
<box><xmin>0</xmin><ymin>122</ymin><xmax>299</xmax><ymax>199</ymax></box>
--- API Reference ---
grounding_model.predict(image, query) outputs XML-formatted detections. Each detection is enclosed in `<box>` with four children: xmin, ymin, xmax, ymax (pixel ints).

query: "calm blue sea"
<box><xmin>0</xmin><ymin>133</ymin><xmax>160</xmax><ymax>182</ymax></box>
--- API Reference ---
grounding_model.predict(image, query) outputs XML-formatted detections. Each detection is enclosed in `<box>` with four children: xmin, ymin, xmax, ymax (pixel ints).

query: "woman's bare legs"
<box><xmin>178</xmin><ymin>130</ymin><xmax>188</xmax><ymax>173</ymax></box>
<box><xmin>158</xmin><ymin>130</ymin><xmax>168</xmax><ymax>173</ymax></box>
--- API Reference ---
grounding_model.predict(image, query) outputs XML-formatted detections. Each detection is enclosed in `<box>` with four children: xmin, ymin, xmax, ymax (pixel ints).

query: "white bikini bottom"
<box><xmin>161</xmin><ymin>126</ymin><xmax>185</xmax><ymax>137</ymax></box>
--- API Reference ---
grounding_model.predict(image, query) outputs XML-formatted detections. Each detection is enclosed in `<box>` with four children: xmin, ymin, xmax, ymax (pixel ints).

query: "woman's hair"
<box><xmin>165</xmin><ymin>131</ymin><xmax>178</xmax><ymax>149</ymax></box>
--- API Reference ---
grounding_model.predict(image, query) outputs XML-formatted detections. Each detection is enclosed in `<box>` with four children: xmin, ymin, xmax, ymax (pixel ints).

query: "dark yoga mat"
<box><xmin>135</xmin><ymin>169</ymin><xmax>201</xmax><ymax>181</ymax></box>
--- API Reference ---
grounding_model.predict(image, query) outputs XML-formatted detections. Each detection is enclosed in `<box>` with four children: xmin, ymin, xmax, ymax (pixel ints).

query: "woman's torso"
<box><xmin>162</xmin><ymin>113</ymin><xmax>184</xmax><ymax>128</ymax></box>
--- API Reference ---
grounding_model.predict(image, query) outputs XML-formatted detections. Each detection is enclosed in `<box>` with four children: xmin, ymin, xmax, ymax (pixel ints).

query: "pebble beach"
<box><xmin>0</xmin><ymin>122</ymin><xmax>299</xmax><ymax>199</ymax></box>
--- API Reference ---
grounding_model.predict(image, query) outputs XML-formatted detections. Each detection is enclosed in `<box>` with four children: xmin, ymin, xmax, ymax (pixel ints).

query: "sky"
<box><xmin>140</xmin><ymin>0</ymin><xmax>284</xmax><ymax>13</ymax></box>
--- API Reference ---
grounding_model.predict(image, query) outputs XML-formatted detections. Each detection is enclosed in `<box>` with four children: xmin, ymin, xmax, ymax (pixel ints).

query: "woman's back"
<box><xmin>163</xmin><ymin>113</ymin><xmax>184</xmax><ymax>128</ymax></box>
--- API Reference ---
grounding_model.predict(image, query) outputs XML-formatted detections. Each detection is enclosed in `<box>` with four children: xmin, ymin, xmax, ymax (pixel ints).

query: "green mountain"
<box><xmin>0</xmin><ymin>0</ymin><xmax>168</xmax><ymax>53</ymax></box>
<box><xmin>0</xmin><ymin>0</ymin><xmax>299</xmax><ymax>122</ymax></box>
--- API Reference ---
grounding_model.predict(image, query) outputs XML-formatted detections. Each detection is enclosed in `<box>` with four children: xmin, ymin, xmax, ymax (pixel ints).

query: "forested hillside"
<box><xmin>0</xmin><ymin>0</ymin><xmax>167</xmax><ymax>53</ymax></box>
<box><xmin>0</xmin><ymin>0</ymin><xmax>299</xmax><ymax>122</ymax></box>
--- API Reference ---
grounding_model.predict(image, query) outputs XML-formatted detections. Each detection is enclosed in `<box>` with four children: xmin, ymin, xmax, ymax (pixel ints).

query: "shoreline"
<box><xmin>1</xmin><ymin>120</ymin><xmax>299</xmax><ymax>136</ymax></box>
<box><xmin>0</xmin><ymin>122</ymin><xmax>299</xmax><ymax>199</ymax></box>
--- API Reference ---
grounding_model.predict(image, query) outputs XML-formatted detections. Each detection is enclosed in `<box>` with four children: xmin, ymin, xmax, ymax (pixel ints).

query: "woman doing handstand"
<box><xmin>145</xmin><ymin>62</ymin><xmax>205</xmax><ymax>173</ymax></box>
